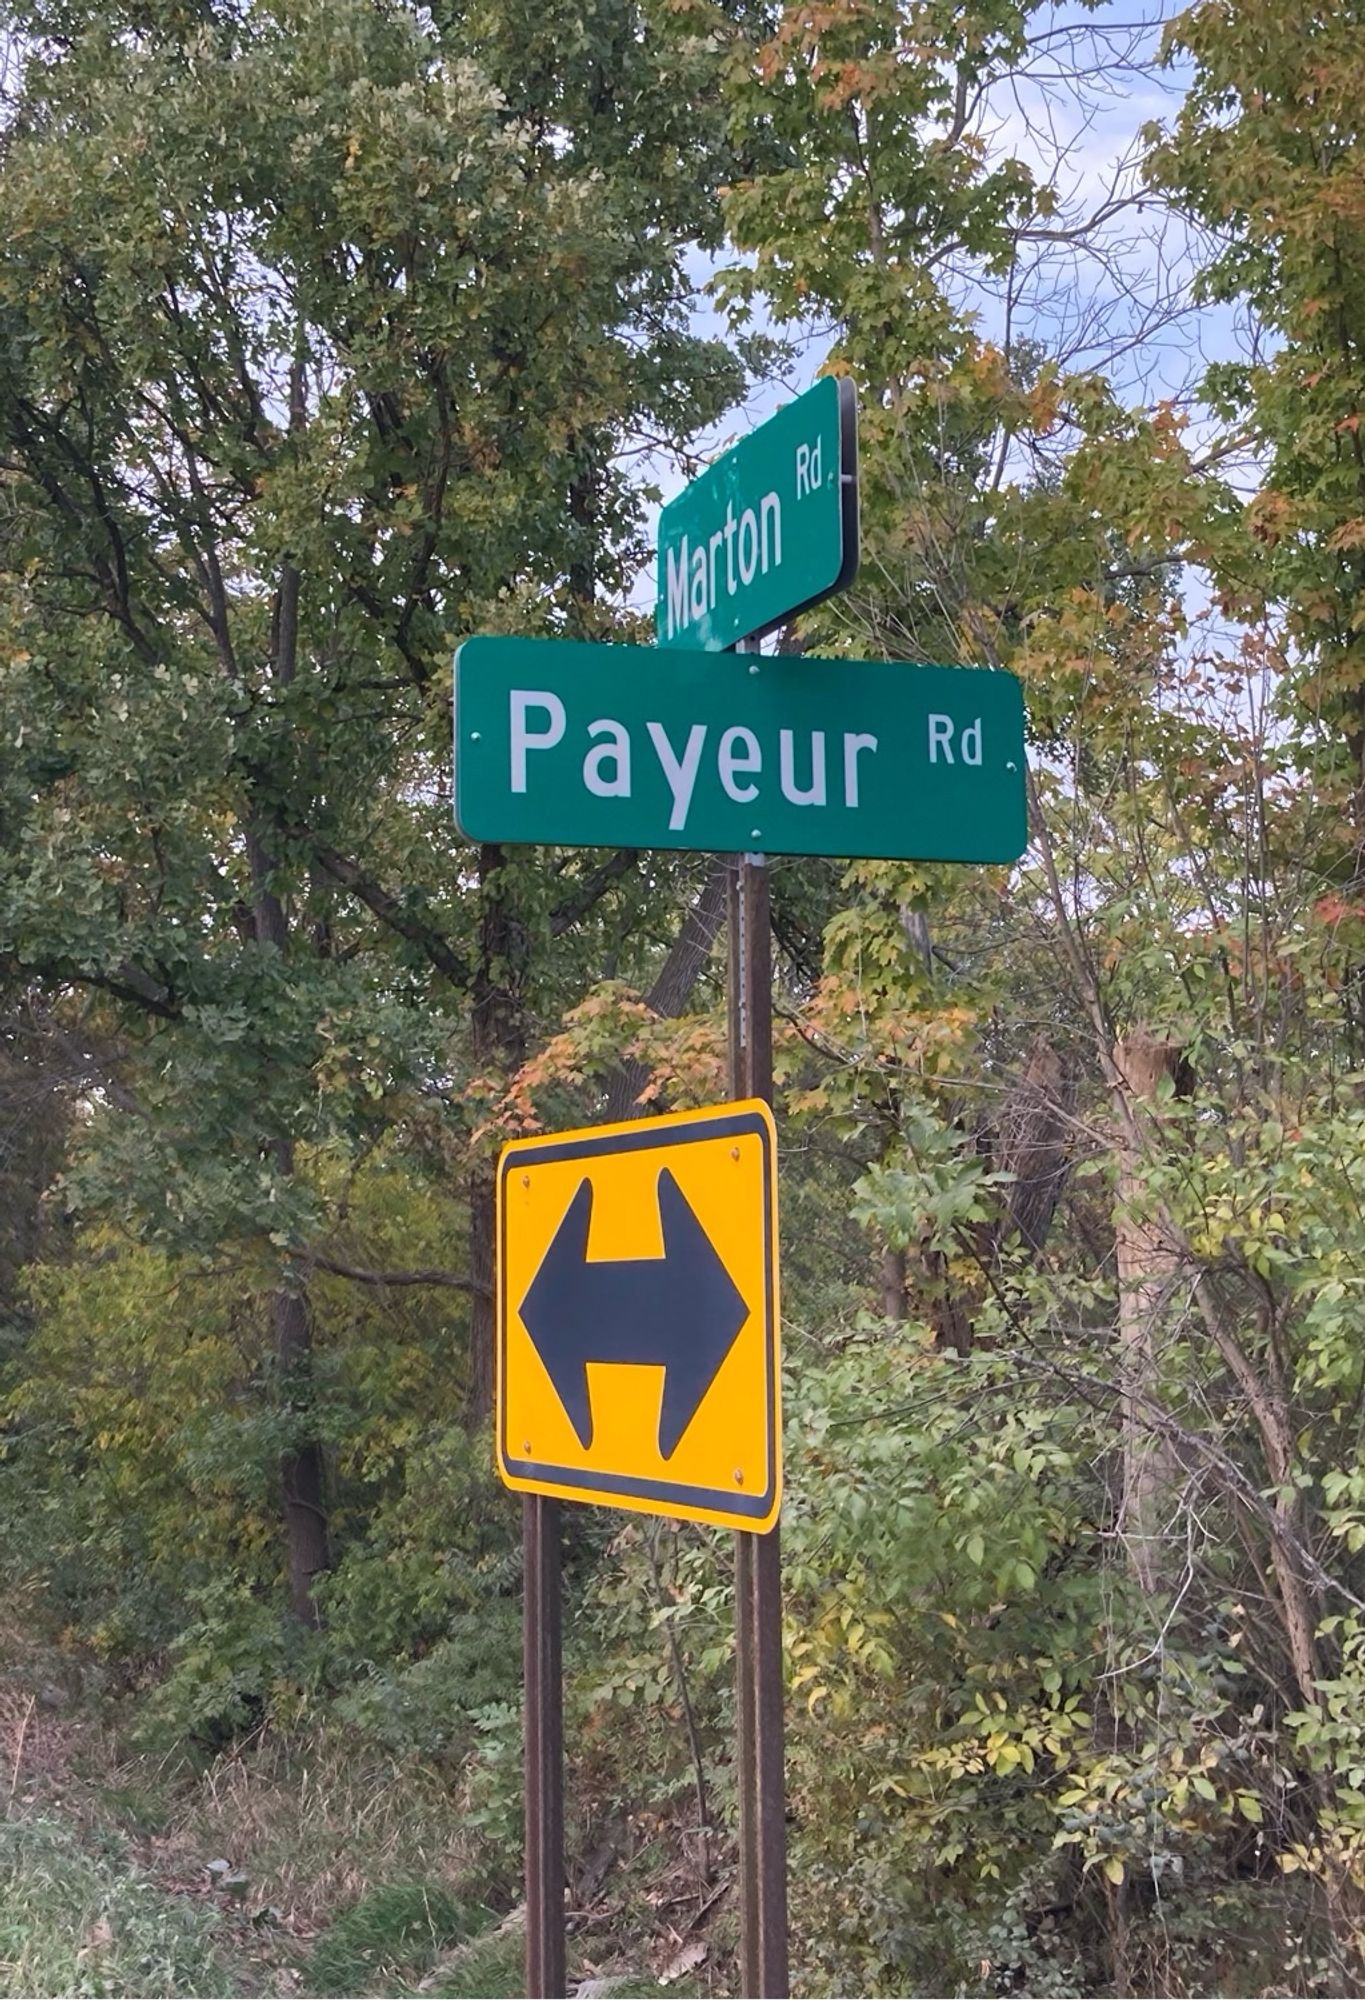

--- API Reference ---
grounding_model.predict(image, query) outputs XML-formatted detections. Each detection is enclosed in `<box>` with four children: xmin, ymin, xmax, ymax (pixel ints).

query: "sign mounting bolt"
<box><xmin>522</xmin><ymin>1174</ymin><xmax>530</xmax><ymax>1187</ymax></box>
<box><xmin>731</xmin><ymin>1146</ymin><xmax>741</xmax><ymax>1161</ymax></box>
<box><xmin>734</xmin><ymin>1469</ymin><xmax>745</xmax><ymax>1485</ymax></box>
<box><xmin>470</xmin><ymin>731</ymin><xmax>481</xmax><ymax>741</ymax></box>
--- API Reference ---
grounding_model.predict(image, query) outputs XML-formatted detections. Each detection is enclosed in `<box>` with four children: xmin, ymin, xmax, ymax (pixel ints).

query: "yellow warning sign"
<box><xmin>495</xmin><ymin>1100</ymin><xmax>780</xmax><ymax>1532</ymax></box>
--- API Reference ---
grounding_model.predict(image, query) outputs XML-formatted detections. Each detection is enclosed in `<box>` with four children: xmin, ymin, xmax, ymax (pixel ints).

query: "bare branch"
<box><xmin>299</xmin><ymin>1250</ymin><xmax>489</xmax><ymax>1297</ymax></box>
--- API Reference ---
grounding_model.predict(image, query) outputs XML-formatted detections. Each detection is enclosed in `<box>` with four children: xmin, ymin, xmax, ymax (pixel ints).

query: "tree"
<box><xmin>705</xmin><ymin>0</ymin><xmax>1365</xmax><ymax>1984</ymax></box>
<box><xmin>0</xmin><ymin>0</ymin><xmax>753</xmax><ymax>1620</ymax></box>
<box><xmin>1153</xmin><ymin>0</ymin><xmax>1365</xmax><ymax>851</ymax></box>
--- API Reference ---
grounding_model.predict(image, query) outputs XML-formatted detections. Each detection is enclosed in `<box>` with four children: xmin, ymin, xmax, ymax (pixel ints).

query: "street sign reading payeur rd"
<box><xmin>454</xmin><ymin>634</ymin><xmax>1027</xmax><ymax>864</ymax></box>
<box><xmin>496</xmin><ymin>1101</ymin><xmax>780</xmax><ymax>1533</ymax></box>
<box><xmin>656</xmin><ymin>375</ymin><xmax>858</xmax><ymax>650</ymax></box>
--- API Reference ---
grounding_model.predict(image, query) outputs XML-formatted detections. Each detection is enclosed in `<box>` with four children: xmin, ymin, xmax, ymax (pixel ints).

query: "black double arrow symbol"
<box><xmin>519</xmin><ymin>1169</ymin><xmax>749</xmax><ymax>1459</ymax></box>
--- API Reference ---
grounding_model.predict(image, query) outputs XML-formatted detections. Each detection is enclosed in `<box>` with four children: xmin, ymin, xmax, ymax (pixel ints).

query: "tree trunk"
<box><xmin>922</xmin><ymin>1243</ymin><xmax>976</xmax><ymax>1354</ymax></box>
<box><xmin>880</xmin><ymin>1245</ymin><xmax>908</xmax><ymax>1322</ymax></box>
<box><xmin>603</xmin><ymin>862</ymin><xmax>728</xmax><ymax>1122</ymax></box>
<box><xmin>249</xmin><ymin>820</ymin><xmax>332</xmax><ymax>1623</ymax></box>
<box><xmin>467</xmin><ymin>1165</ymin><xmax>497</xmax><ymax>1428</ymax></box>
<box><xmin>0</xmin><ymin>1007</ymin><xmax>74</xmax><ymax>1312</ymax></box>
<box><xmin>249</xmin><ymin>502</ymin><xmax>331</xmax><ymax>1623</ymax></box>
<box><xmin>466</xmin><ymin>843</ymin><xmax>527</xmax><ymax>1429</ymax></box>
<box><xmin>271</xmin><ymin>1221</ymin><xmax>332</xmax><ymax>1629</ymax></box>
<box><xmin>1113</xmin><ymin>1033</ymin><xmax>1184</xmax><ymax>1592</ymax></box>
<box><xmin>999</xmin><ymin>1035</ymin><xmax>1074</xmax><ymax>1255</ymax></box>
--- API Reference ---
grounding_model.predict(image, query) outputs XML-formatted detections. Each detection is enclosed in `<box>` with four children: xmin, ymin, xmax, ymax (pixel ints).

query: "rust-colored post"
<box><xmin>524</xmin><ymin>1493</ymin><xmax>565</xmax><ymax>1998</ymax></box>
<box><xmin>727</xmin><ymin>739</ymin><xmax>789</xmax><ymax>1998</ymax></box>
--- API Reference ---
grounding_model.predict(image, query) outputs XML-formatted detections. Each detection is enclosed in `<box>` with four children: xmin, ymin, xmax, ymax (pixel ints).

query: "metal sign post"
<box><xmin>729</xmin><ymin>637</ymin><xmax>789</xmax><ymax>1999</ymax></box>
<box><xmin>524</xmin><ymin>1493</ymin><xmax>566</xmax><ymax>1999</ymax></box>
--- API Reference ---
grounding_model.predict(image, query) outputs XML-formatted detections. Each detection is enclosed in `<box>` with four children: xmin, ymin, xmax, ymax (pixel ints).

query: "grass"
<box><xmin>160</xmin><ymin>1728</ymin><xmax>488</xmax><ymax>1939</ymax></box>
<box><xmin>0</xmin><ymin>1815</ymin><xmax>229</xmax><ymax>1998</ymax></box>
<box><xmin>422</xmin><ymin>1923</ymin><xmax>525</xmax><ymax>1997</ymax></box>
<box><xmin>0</xmin><ymin>1608</ymin><xmax>721</xmax><ymax>2000</ymax></box>
<box><xmin>306</xmin><ymin>1881</ymin><xmax>488</xmax><ymax>1996</ymax></box>
<box><xmin>1</xmin><ymin>1640</ymin><xmax>506</xmax><ymax>1999</ymax></box>
<box><xmin>0</xmin><ymin>1812</ymin><xmax>700</xmax><ymax>2000</ymax></box>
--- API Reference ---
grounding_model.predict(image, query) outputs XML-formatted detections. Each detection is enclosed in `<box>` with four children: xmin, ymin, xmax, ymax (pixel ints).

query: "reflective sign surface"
<box><xmin>496</xmin><ymin>1102</ymin><xmax>780</xmax><ymax>1532</ymax></box>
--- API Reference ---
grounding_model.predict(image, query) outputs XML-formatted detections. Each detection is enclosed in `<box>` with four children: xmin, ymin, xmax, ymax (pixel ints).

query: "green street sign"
<box><xmin>656</xmin><ymin>376</ymin><xmax>858</xmax><ymax>650</ymax></box>
<box><xmin>453</xmin><ymin>636</ymin><xmax>1026</xmax><ymax>864</ymax></box>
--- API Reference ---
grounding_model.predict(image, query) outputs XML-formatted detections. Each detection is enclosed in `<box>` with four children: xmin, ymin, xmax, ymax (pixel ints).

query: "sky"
<box><xmin>641</xmin><ymin>1</ymin><xmax>1240</xmax><ymax>486</ymax></box>
<box><xmin>626</xmin><ymin>0</ymin><xmax>1247</xmax><ymax>631</ymax></box>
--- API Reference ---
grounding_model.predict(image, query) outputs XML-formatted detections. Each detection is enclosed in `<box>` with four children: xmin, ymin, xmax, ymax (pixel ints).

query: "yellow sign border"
<box><xmin>495</xmin><ymin>1100</ymin><xmax>780</xmax><ymax>1533</ymax></box>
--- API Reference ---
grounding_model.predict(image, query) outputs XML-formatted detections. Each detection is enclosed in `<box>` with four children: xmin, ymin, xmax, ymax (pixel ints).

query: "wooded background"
<box><xmin>4</xmin><ymin>0</ymin><xmax>1365</xmax><ymax>1992</ymax></box>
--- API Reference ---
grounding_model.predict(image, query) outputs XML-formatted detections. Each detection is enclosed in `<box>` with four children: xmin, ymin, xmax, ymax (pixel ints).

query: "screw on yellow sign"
<box><xmin>495</xmin><ymin>1100</ymin><xmax>780</xmax><ymax>1533</ymax></box>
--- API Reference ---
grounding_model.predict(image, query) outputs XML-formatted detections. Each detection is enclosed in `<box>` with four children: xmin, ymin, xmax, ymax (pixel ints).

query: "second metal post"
<box><xmin>728</xmin><ymin>844</ymin><xmax>789</xmax><ymax>1999</ymax></box>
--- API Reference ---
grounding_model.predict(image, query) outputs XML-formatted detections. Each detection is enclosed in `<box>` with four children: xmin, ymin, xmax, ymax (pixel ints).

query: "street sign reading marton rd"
<box><xmin>496</xmin><ymin>1101</ymin><xmax>780</xmax><ymax>1533</ymax></box>
<box><xmin>656</xmin><ymin>375</ymin><xmax>858</xmax><ymax>650</ymax></box>
<box><xmin>454</xmin><ymin>634</ymin><xmax>1027</xmax><ymax>864</ymax></box>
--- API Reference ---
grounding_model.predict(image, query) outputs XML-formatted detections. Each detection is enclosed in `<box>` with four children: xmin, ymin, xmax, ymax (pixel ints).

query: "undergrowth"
<box><xmin>306</xmin><ymin>1881</ymin><xmax>488</xmax><ymax>1995</ymax></box>
<box><xmin>0</xmin><ymin>1815</ymin><xmax>228</xmax><ymax>1998</ymax></box>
